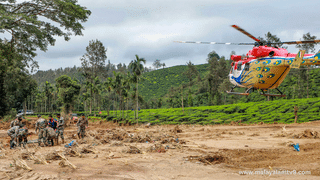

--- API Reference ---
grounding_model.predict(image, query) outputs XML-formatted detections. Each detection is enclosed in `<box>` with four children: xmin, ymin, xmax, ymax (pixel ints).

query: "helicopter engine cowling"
<box><xmin>249</xmin><ymin>46</ymin><xmax>288</xmax><ymax>58</ymax></box>
<box><xmin>231</xmin><ymin>55</ymin><xmax>242</xmax><ymax>61</ymax></box>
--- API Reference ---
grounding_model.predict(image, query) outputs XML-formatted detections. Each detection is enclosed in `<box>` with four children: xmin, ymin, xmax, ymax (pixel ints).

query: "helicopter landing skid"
<box><xmin>259</xmin><ymin>88</ymin><xmax>286</xmax><ymax>97</ymax></box>
<box><xmin>226</xmin><ymin>86</ymin><xmax>252</xmax><ymax>96</ymax></box>
<box><xmin>226</xmin><ymin>91</ymin><xmax>250</xmax><ymax>96</ymax></box>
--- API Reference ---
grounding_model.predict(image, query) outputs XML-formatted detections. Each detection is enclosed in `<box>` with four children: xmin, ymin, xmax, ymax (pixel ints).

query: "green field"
<box><xmin>72</xmin><ymin>97</ymin><xmax>320</xmax><ymax>125</ymax></box>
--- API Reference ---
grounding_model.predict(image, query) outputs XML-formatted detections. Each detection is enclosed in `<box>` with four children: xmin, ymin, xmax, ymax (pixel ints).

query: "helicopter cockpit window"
<box><xmin>237</xmin><ymin>63</ymin><xmax>242</xmax><ymax>71</ymax></box>
<box><xmin>244</xmin><ymin>63</ymin><xmax>250</xmax><ymax>71</ymax></box>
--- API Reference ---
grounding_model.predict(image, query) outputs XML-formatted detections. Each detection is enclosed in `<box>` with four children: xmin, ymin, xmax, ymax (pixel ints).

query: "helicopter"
<box><xmin>175</xmin><ymin>25</ymin><xmax>320</xmax><ymax>97</ymax></box>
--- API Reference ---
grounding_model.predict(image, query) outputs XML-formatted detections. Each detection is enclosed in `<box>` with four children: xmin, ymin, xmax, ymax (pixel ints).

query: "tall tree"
<box><xmin>129</xmin><ymin>54</ymin><xmax>146</xmax><ymax>123</ymax></box>
<box><xmin>56</xmin><ymin>75</ymin><xmax>80</xmax><ymax>117</ymax></box>
<box><xmin>0</xmin><ymin>0</ymin><xmax>90</xmax><ymax>116</ymax></box>
<box><xmin>183</xmin><ymin>61</ymin><xmax>199</xmax><ymax>83</ymax></box>
<box><xmin>296</xmin><ymin>33</ymin><xmax>318</xmax><ymax>53</ymax></box>
<box><xmin>162</xmin><ymin>63</ymin><xmax>166</xmax><ymax>69</ymax></box>
<box><xmin>80</xmin><ymin>39</ymin><xmax>107</xmax><ymax>114</ymax></box>
<box><xmin>0</xmin><ymin>0</ymin><xmax>91</xmax><ymax>68</ymax></box>
<box><xmin>152</xmin><ymin>59</ymin><xmax>161</xmax><ymax>70</ymax></box>
<box><xmin>44</xmin><ymin>81</ymin><xmax>54</xmax><ymax>112</ymax></box>
<box><xmin>259</xmin><ymin>32</ymin><xmax>286</xmax><ymax>48</ymax></box>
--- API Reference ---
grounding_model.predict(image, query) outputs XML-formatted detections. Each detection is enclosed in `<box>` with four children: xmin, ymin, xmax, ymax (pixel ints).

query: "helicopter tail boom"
<box><xmin>300</xmin><ymin>50</ymin><xmax>320</xmax><ymax>66</ymax></box>
<box><xmin>291</xmin><ymin>50</ymin><xmax>305</xmax><ymax>69</ymax></box>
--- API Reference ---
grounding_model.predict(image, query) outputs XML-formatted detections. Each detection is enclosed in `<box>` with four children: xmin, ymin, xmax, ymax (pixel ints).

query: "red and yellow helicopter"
<box><xmin>175</xmin><ymin>25</ymin><xmax>320</xmax><ymax>97</ymax></box>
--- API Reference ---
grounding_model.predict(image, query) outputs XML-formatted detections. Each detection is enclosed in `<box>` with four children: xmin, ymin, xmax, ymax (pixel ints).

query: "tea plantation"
<box><xmin>80</xmin><ymin>97</ymin><xmax>320</xmax><ymax>125</ymax></box>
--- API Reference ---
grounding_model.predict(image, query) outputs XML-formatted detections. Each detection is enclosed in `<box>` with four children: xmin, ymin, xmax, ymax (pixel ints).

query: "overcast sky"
<box><xmin>4</xmin><ymin>0</ymin><xmax>320</xmax><ymax>71</ymax></box>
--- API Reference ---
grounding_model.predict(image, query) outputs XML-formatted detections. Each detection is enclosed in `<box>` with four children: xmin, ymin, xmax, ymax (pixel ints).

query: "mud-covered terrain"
<box><xmin>0</xmin><ymin>119</ymin><xmax>320</xmax><ymax>180</ymax></box>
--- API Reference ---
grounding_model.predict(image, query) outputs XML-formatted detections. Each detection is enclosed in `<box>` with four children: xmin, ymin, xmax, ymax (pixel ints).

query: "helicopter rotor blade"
<box><xmin>274</xmin><ymin>40</ymin><xmax>320</xmax><ymax>45</ymax></box>
<box><xmin>231</xmin><ymin>25</ymin><xmax>261</xmax><ymax>42</ymax></box>
<box><xmin>174</xmin><ymin>41</ymin><xmax>255</xmax><ymax>45</ymax></box>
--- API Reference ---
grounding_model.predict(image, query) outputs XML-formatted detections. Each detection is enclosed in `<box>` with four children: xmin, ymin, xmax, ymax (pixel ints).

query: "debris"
<box><xmin>65</xmin><ymin>140</ymin><xmax>76</xmax><ymax>148</ymax></box>
<box><xmin>13</xmin><ymin>158</ymin><xmax>32</xmax><ymax>171</ymax></box>
<box><xmin>65</xmin><ymin>148</ymin><xmax>82</xmax><ymax>158</ymax></box>
<box><xmin>186</xmin><ymin>154</ymin><xmax>226</xmax><ymax>165</ymax></box>
<box><xmin>145</xmin><ymin>123</ymin><xmax>151</xmax><ymax>128</ymax></box>
<box><xmin>282</xmin><ymin>126</ymin><xmax>287</xmax><ymax>131</ymax></box>
<box><xmin>30</xmin><ymin>153</ymin><xmax>48</xmax><ymax>165</ymax></box>
<box><xmin>57</xmin><ymin>152</ymin><xmax>77</xmax><ymax>169</ymax></box>
<box><xmin>110</xmin><ymin>141</ymin><xmax>123</xmax><ymax>147</ymax></box>
<box><xmin>125</xmin><ymin>146</ymin><xmax>141</xmax><ymax>154</ymax></box>
<box><xmin>249</xmin><ymin>133</ymin><xmax>260</xmax><ymax>137</ymax></box>
<box><xmin>45</xmin><ymin>151</ymin><xmax>62</xmax><ymax>161</ymax></box>
<box><xmin>293</xmin><ymin>129</ymin><xmax>320</xmax><ymax>139</ymax></box>
<box><xmin>172</xmin><ymin>126</ymin><xmax>182</xmax><ymax>133</ymax></box>
<box><xmin>293</xmin><ymin>143</ymin><xmax>300</xmax><ymax>152</ymax></box>
<box><xmin>106</xmin><ymin>152</ymin><xmax>122</xmax><ymax>159</ymax></box>
<box><xmin>81</xmin><ymin>145</ymin><xmax>99</xmax><ymax>154</ymax></box>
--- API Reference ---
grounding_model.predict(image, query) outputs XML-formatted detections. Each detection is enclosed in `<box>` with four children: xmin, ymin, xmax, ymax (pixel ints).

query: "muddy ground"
<box><xmin>0</xmin><ymin>118</ymin><xmax>320</xmax><ymax>180</ymax></box>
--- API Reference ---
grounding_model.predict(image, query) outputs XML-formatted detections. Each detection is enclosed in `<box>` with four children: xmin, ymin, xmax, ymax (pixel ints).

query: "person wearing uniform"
<box><xmin>10</xmin><ymin>115</ymin><xmax>22</xmax><ymax>128</ymax></box>
<box><xmin>46</xmin><ymin>125</ymin><xmax>57</xmax><ymax>146</ymax></box>
<box><xmin>76</xmin><ymin>114</ymin><xmax>88</xmax><ymax>139</ymax></box>
<box><xmin>35</xmin><ymin>114</ymin><xmax>48</xmax><ymax>146</ymax></box>
<box><xmin>56</xmin><ymin>113</ymin><xmax>65</xmax><ymax>144</ymax></box>
<box><xmin>17</xmin><ymin>122</ymin><xmax>28</xmax><ymax>148</ymax></box>
<box><xmin>7</xmin><ymin>125</ymin><xmax>21</xmax><ymax>149</ymax></box>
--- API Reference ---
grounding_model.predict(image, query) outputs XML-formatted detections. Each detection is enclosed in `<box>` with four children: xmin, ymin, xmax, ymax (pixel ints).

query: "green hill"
<box><xmin>139</xmin><ymin>64</ymin><xmax>209</xmax><ymax>100</ymax></box>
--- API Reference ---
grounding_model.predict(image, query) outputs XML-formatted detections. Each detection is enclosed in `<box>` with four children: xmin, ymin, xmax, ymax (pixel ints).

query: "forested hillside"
<box><xmin>139</xmin><ymin>64</ymin><xmax>209</xmax><ymax>101</ymax></box>
<box><xmin>31</xmin><ymin>50</ymin><xmax>320</xmax><ymax>114</ymax></box>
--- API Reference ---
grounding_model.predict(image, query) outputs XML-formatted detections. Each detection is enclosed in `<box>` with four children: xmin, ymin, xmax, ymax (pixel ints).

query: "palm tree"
<box><xmin>112</xmin><ymin>71</ymin><xmax>125</xmax><ymax>120</ymax></box>
<box><xmin>129</xmin><ymin>55</ymin><xmax>146</xmax><ymax>123</ymax></box>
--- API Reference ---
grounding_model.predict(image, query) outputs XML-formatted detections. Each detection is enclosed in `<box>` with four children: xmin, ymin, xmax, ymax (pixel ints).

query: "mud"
<box><xmin>0</xmin><ymin>120</ymin><xmax>320</xmax><ymax>179</ymax></box>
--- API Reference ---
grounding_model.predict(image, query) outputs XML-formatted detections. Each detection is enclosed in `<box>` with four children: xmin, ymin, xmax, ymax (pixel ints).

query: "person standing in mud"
<box><xmin>10</xmin><ymin>115</ymin><xmax>22</xmax><ymax>128</ymax></box>
<box><xmin>16</xmin><ymin>120</ymin><xmax>28</xmax><ymax>148</ymax></box>
<box><xmin>76</xmin><ymin>114</ymin><xmax>88</xmax><ymax>139</ymax></box>
<box><xmin>35</xmin><ymin>114</ymin><xmax>48</xmax><ymax>146</ymax></box>
<box><xmin>45</xmin><ymin>124</ymin><xmax>57</xmax><ymax>146</ymax></box>
<box><xmin>7</xmin><ymin>124</ymin><xmax>23</xmax><ymax>149</ymax></box>
<box><xmin>56</xmin><ymin>113</ymin><xmax>65</xmax><ymax>144</ymax></box>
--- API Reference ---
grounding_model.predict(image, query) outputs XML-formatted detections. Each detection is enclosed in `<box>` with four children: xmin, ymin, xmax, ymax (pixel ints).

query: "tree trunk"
<box><xmin>181</xmin><ymin>87</ymin><xmax>184</xmax><ymax>113</ymax></box>
<box><xmin>294</xmin><ymin>106</ymin><xmax>298</xmax><ymax>123</ymax></box>
<box><xmin>136</xmin><ymin>80</ymin><xmax>139</xmax><ymax>124</ymax></box>
<box><xmin>119</xmin><ymin>91</ymin><xmax>122</xmax><ymax>120</ymax></box>
<box><xmin>90</xmin><ymin>85</ymin><xmax>92</xmax><ymax>114</ymax></box>
<box><xmin>23</xmin><ymin>99</ymin><xmax>27</xmax><ymax>116</ymax></box>
<box><xmin>126</xmin><ymin>97</ymin><xmax>129</xmax><ymax>119</ymax></box>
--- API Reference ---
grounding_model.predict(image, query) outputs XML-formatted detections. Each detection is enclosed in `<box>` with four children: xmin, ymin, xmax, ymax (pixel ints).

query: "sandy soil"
<box><xmin>0</xmin><ymin>119</ymin><xmax>320</xmax><ymax>180</ymax></box>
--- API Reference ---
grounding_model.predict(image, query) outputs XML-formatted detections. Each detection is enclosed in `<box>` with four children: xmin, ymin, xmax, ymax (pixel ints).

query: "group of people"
<box><xmin>7</xmin><ymin>113</ymin><xmax>89</xmax><ymax>149</ymax></box>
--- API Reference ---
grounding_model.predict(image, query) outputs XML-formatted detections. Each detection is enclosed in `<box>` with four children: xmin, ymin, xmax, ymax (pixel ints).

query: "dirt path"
<box><xmin>0</xmin><ymin>121</ymin><xmax>320</xmax><ymax>179</ymax></box>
